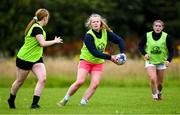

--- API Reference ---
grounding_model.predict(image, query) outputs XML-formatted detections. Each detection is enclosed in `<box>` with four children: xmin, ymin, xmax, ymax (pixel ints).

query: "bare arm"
<box><xmin>36</xmin><ymin>34</ymin><xmax>63</xmax><ymax>47</ymax></box>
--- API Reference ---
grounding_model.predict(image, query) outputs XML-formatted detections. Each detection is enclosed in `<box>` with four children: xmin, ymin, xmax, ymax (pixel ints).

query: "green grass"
<box><xmin>1</xmin><ymin>86</ymin><xmax>180</xmax><ymax>114</ymax></box>
<box><xmin>1</xmin><ymin>75</ymin><xmax>180</xmax><ymax>88</ymax></box>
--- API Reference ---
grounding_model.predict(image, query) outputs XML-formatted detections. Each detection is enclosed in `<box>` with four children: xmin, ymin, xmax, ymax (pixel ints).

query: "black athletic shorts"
<box><xmin>16</xmin><ymin>57</ymin><xmax>43</xmax><ymax>70</ymax></box>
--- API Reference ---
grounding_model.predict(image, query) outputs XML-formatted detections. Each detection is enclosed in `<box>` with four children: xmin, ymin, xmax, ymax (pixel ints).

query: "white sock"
<box><xmin>64</xmin><ymin>95</ymin><xmax>70</xmax><ymax>100</ymax></box>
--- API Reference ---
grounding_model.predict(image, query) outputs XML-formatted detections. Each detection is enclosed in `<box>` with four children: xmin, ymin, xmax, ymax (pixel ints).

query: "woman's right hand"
<box><xmin>110</xmin><ymin>55</ymin><xmax>119</xmax><ymax>65</ymax></box>
<box><xmin>54</xmin><ymin>36</ymin><xmax>63</xmax><ymax>44</ymax></box>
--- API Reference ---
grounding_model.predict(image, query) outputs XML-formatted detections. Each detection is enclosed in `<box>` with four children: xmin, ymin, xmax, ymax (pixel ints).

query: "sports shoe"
<box><xmin>153</xmin><ymin>98</ymin><xmax>158</xmax><ymax>101</ymax></box>
<box><xmin>152</xmin><ymin>94</ymin><xmax>158</xmax><ymax>101</ymax></box>
<box><xmin>8</xmin><ymin>99</ymin><xmax>16</xmax><ymax>109</ymax></box>
<box><xmin>57</xmin><ymin>99</ymin><xmax>68</xmax><ymax>106</ymax></box>
<box><xmin>31</xmin><ymin>104</ymin><xmax>40</xmax><ymax>109</ymax></box>
<box><xmin>80</xmin><ymin>99</ymin><xmax>88</xmax><ymax>106</ymax></box>
<box><xmin>158</xmin><ymin>93</ymin><xmax>162</xmax><ymax>100</ymax></box>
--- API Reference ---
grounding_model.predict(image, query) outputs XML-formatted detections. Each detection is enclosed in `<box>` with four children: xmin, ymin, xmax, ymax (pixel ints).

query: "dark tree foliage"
<box><xmin>0</xmin><ymin>0</ymin><xmax>179</xmax><ymax>57</ymax></box>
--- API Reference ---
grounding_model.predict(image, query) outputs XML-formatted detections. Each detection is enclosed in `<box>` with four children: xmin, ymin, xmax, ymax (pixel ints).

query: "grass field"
<box><xmin>0</xmin><ymin>58</ymin><xmax>180</xmax><ymax>114</ymax></box>
<box><xmin>0</xmin><ymin>86</ymin><xmax>180</xmax><ymax>114</ymax></box>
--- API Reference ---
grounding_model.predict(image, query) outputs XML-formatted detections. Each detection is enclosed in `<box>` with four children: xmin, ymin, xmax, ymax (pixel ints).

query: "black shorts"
<box><xmin>16</xmin><ymin>57</ymin><xmax>43</xmax><ymax>70</ymax></box>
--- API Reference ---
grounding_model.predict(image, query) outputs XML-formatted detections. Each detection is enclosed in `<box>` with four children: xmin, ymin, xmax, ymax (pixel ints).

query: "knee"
<box><xmin>150</xmin><ymin>77</ymin><xmax>156</xmax><ymax>85</ymax></box>
<box><xmin>91</xmin><ymin>81</ymin><xmax>100</xmax><ymax>89</ymax></box>
<box><xmin>38</xmin><ymin>76</ymin><xmax>46</xmax><ymax>84</ymax></box>
<box><xmin>15</xmin><ymin>79</ymin><xmax>25</xmax><ymax>87</ymax></box>
<box><xmin>75</xmin><ymin>80</ymin><xmax>85</xmax><ymax>87</ymax></box>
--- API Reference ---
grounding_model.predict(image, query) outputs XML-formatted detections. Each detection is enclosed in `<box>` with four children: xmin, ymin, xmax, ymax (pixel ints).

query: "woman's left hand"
<box><xmin>165</xmin><ymin>61</ymin><xmax>170</xmax><ymax>67</ymax></box>
<box><xmin>55</xmin><ymin>36</ymin><xmax>63</xmax><ymax>44</ymax></box>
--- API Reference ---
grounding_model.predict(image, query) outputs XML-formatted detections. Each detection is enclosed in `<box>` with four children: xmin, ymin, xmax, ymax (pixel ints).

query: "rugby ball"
<box><xmin>116</xmin><ymin>53</ymin><xmax>126</xmax><ymax>65</ymax></box>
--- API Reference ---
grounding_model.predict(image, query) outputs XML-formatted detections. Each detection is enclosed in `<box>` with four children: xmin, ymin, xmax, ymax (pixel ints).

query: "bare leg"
<box><xmin>8</xmin><ymin>67</ymin><xmax>29</xmax><ymax>108</ymax></box>
<box><xmin>81</xmin><ymin>71</ymin><xmax>102</xmax><ymax>100</ymax></box>
<box><xmin>31</xmin><ymin>63</ymin><xmax>46</xmax><ymax>108</ymax></box>
<box><xmin>57</xmin><ymin>68</ymin><xmax>88</xmax><ymax>106</ymax></box>
<box><xmin>32</xmin><ymin>63</ymin><xmax>46</xmax><ymax>96</ymax></box>
<box><xmin>146</xmin><ymin>66</ymin><xmax>158</xmax><ymax>99</ymax></box>
<box><xmin>157</xmin><ymin>69</ymin><xmax>165</xmax><ymax>99</ymax></box>
<box><xmin>11</xmin><ymin>67</ymin><xmax>30</xmax><ymax>95</ymax></box>
<box><xmin>157</xmin><ymin>69</ymin><xmax>165</xmax><ymax>92</ymax></box>
<box><xmin>66</xmin><ymin>68</ymin><xmax>88</xmax><ymax>96</ymax></box>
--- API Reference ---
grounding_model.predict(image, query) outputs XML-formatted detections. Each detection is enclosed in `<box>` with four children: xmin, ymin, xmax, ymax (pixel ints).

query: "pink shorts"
<box><xmin>78</xmin><ymin>60</ymin><xmax>104</xmax><ymax>73</ymax></box>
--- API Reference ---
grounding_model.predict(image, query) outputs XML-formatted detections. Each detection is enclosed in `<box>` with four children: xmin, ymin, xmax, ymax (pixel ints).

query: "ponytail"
<box><xmin>24</xmin><ymin>17</ymin><xmax>37</xmax><ymax>35</ymax></box>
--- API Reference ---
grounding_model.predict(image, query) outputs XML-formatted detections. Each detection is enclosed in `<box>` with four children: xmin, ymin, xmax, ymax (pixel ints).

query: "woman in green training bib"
<box><xmin>139</xmin><ymin>20</ymin><xmax>174</xmax><ymax>100</ymax></box>
<box><xmin>8</xmin><ymin>8</ymin><xmax>63</xmax><ymax>109</ymax></box>
<box><xmin>57</xmin><ymin>13</ymin><xmax>126</xmax><ymax>106</ymax></box>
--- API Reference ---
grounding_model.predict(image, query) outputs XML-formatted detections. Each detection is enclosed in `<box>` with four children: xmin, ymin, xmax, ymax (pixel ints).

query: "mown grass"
<box><xmin>0</xmin><ymin>87</ymin><xmax>180</xmax><ymax>114</ymax></box>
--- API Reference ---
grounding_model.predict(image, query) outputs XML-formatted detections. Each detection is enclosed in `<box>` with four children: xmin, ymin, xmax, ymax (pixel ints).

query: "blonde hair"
<box><xmin>153</xmin><ymin>20</ymin><xmax>164</xmax><ymax>27</ymax></box>
<box><xmin>85</xmin><ymin>13</ymin><xmax>112</xmax><ymax>32</ymax></box>
<box><xmin>24</xmin><ymin>8</ymin><xmax>49</xmax><ymax>35</ymax></box>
